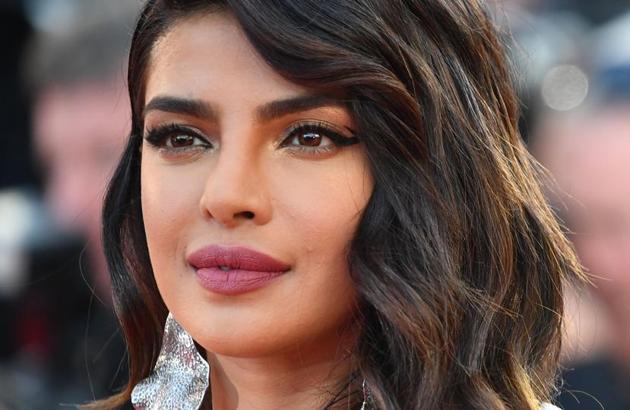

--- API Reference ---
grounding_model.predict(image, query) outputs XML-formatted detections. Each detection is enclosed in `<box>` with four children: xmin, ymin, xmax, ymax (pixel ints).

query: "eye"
<box><xmin>287</xmin><ymin>129</ymin><xmax>332</xmax><ymax>148</ymax></box>
<box><xmin>167</xmin><ymin>134</ymin><xmax>198</xmax><ymax>148</ymax></box>
<box><xmin>144</xmin><ymin>123</ymin><xmax>212</xmax><ymax>151</ymax></box>
<box><xmin>280</xmin><ymin>122</ymin><xmax>359</xmax><ymax>156</ymax></box>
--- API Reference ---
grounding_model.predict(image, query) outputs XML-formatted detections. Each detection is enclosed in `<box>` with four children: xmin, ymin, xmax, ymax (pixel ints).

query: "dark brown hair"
<box><xmin>100</xmin><ymin>0</ymin><xmax>582</xmax><ymax>408</ymax></box>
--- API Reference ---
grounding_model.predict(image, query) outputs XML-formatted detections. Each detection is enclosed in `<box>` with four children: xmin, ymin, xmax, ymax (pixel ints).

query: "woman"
<box><xmin>98</xmin><ymin>0</ymin><xmax>582</xmax><ymax>408</ymax></box>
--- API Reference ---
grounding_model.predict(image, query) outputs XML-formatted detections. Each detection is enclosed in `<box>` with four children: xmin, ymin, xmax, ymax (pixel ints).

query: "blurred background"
<box><xmin>1</xmin><ymin>0</ymin><xmax>137</xmax><ymax>408</ymax></box>
<box><xmin>0</xmin><ymin>0</ymin><xmax>629</xmax><ymax>408</ymax></box>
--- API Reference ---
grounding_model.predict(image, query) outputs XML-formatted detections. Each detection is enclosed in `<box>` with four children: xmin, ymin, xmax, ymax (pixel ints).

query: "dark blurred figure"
<box><xmin>0</xmin><ymin>1</ymin><xmax>37</xmax><ymax>408</ymax></box>
<box><xmin>534</xmin><ymin>105</ymin><xmax>630</xmax><ymax>410</ymax></box>
<box><xmin>28</xmin><ymin>14</ymin><xmax>132</xmax><ymax>303</ymax></box>
<box><xmin>523</xmin><ymin>6</ymin><xmax>630</xmax><ymax>408</ymax></box>
<box><xmin>0</xmin><ymin>3</ymin><xmax>137</xmax><ymax>408</ymax></box>
<box><xmin>0</xmin><ymin>1</ymin><xmax>35</xmax><ymax>189</ymax></box>
<box><xmin>532</xmin><ymin>12</ymin><xmax>630</xmax><ymax>400</ymax></box>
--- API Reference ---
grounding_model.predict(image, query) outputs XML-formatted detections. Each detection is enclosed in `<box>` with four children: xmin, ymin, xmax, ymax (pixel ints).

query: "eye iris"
<box><xmin>299</xmin><ymin>131</ymin><xmax>321</xmax><ymax>147</ymax></box>
<box><xmin>170</xmin><ymin>134</ymin><xmax>193</xmax><ymax>147</ymax></box>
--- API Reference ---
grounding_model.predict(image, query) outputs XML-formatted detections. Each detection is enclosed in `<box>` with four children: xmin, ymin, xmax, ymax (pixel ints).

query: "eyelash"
<box><xmin>144</xmin><ymin>124</ymin><xmax>210</xmax><ymax>155</ymax></box>
<box><xmin>143</xmin><ymin>121</ymin><xmax>359</xmax><ymax>158</ymax></box>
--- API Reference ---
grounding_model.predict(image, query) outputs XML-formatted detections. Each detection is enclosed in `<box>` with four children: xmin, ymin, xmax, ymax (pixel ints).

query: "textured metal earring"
<box><xmin>131</xmin><ymin>312</ymin><xmax>210</xmax><ymax>410</ymax></box>
<box><xmin>360</xmin><ymin>378</ymin><xmax>373</xmax><ymax>410</ymax></box>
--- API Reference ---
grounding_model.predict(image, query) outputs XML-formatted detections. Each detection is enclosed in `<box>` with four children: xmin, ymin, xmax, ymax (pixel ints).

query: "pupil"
<box><xmin>171</xmin><ymin>135</ymin><xmax>192</xmax><ymax>147</ymax></box>
<box><xmin>299</xmin><ymin>132</ymin><xmax>321</xmax><ymax>147</ymax></box>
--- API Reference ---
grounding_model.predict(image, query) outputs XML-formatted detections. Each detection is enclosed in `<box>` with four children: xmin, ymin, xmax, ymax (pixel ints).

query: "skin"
<box><xmin>34</xmin><ymin>81</ymin><xmax>129</xmax><ymax>301</ymax></box>
<box><xmin>534</xmin><ymin>107</ymin><xmax>630</xmax><ymax>366</ymax></box>
<box><xmin>140</xmin><ymin>12</ymin><xmax>374</xmax><ymax>410</ymax></box>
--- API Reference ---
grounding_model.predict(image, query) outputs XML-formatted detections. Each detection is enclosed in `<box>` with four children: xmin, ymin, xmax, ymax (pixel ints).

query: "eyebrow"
<box><xmin>143</xmin><ymin>94</ymin><xmax>346</xmax><ymax>123</ymax></box>
<box><xmin>256</xmin><ymin>94</ymin><xmax>345</xmax><ymax>122</ymax></box>
<box><xmin>143</xmin><ymin>96</ymin><xmax>215</xmax><ymax>121</ymax></box>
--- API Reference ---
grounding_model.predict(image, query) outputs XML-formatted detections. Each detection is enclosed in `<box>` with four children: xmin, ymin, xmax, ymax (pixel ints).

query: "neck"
<box><xmin>207</xmin><ymin>331</ymin><xmax>360</xmax><ymax>409</ymax></box>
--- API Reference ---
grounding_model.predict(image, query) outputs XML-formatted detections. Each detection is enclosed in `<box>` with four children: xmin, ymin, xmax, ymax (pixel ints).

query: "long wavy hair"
<box><xmin>99</xmin><ymin>0</ymin><xmax>583</xmax><ymax>408</ymax></box>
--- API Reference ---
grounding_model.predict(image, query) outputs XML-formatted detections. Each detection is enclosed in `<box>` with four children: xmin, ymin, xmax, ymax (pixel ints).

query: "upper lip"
<box><xmin>187</xmin><ymin>245</ymin><xmax>291</xmax><ymax>272</ymax></box>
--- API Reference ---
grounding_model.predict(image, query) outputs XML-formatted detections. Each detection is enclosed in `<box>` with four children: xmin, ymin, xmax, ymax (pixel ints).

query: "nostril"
<box><xmin>239</xmin><ymin>211</ymin><xmax>255</xmax><ymax>219</ymax></box>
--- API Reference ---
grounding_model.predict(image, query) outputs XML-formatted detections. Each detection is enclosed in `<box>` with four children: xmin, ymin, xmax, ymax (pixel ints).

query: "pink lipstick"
<box><xmin>187</xmin><ymin>245</ymin><xmax>290</xmax><ymax>295</ymax></box>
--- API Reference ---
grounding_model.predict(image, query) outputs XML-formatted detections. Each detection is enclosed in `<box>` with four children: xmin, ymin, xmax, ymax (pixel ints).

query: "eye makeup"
<box><xmin>278</xmin><ymin>120</ymin><xmax>360</xmax><ymax>157</ymax></box>
<box><xmin>143</xmin><ymin>123</ymin><xmax>213</xmax><ymax>161</ymax></box>
<box><xmin>143</xmin><ymin>119</ymin><xmax>360</xmax><ymax>159</ymax></box>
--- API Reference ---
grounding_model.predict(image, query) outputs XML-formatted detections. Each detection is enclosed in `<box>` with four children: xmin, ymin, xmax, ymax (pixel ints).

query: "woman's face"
<box><xmin>140</xmin><ymin>12</ymin><xmax>373</xmax><ymax>358</ymax></box>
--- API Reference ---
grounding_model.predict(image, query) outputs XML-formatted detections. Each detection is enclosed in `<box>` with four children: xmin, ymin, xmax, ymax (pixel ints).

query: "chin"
<box><xmin>197</xmin><ymin>332</ymin><xmax>297</xmax><ymax>359</ymax></box>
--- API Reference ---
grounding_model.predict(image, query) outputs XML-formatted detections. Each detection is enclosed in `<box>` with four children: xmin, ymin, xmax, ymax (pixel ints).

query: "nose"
<box><xmin>198</xmin><ymin>144</ymin><xmax>272</xmax><ymax>228</ymax></box>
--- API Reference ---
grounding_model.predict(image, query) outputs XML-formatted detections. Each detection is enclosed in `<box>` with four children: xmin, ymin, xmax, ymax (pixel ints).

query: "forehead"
<box><xmin>145</xmin><ymin>11</ymin><xmax>306</xmax><ymax>108</ymax></box>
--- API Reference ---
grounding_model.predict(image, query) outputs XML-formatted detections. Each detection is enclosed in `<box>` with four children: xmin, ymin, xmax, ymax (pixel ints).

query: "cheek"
<box><xmin>271</xmin><ymin>153</ymin><xmax>373</xmax><ymax>293</ymax></box>
<box><xmin>140</xmin><ymin>157</ymin><xmax>207</xmax><ymax>290</ymax></box>
<box><xmin>276</xmin><ymin>152</ymin><xmax>372</xmax><ymax>252</ymax></box>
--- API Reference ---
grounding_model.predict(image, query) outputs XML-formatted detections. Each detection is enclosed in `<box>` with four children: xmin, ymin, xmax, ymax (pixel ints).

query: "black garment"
<box><xmin>557</xmin><ymin>357</ymin><xmax>630</xmax><ymax>410</ymax></box>
<box><xmin>3</xmin><ymin>239</ymin><xmax>132</xmax><ymax>409</ymax></box>
<box><xmin>0</xmin><ymin>2</ymin><xmax>38</xmax><ymax>190</ymax></box>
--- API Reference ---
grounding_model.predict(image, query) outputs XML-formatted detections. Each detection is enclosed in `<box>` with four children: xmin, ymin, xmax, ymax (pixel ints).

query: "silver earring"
<box><xmin>131</xmin><ymin>312</ymin><xmax>210</xmax><ymax>410</ymax></box>
<box><xmin>360</xmin><ymin>379</ymin><xmax>372</xmax><ymax>410</ymax></box>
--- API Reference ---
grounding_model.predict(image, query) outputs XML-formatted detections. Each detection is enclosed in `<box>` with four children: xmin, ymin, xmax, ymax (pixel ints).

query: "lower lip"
<box><xmin>195</xmin><ymin>267</ymin><xmax>286</xmax><ymax>296</ymax></box>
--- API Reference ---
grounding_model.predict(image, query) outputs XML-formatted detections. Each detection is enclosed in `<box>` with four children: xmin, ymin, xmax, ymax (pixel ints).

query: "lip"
<box><xmin>187</xmin><ymin>245</ymin><xmax>291</xmax><ymax>295</ymax></box>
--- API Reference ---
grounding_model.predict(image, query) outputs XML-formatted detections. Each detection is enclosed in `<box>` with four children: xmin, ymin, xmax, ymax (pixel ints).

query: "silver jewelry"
<box><xmin>131</xmin><ymin>313</ymin><xmax>210</xmax><ymax>410</ymax></box>
<box><xmin>360</xmin><ymin>378</ymin><xmax>372</xmax><ymax>410</ymax></box>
